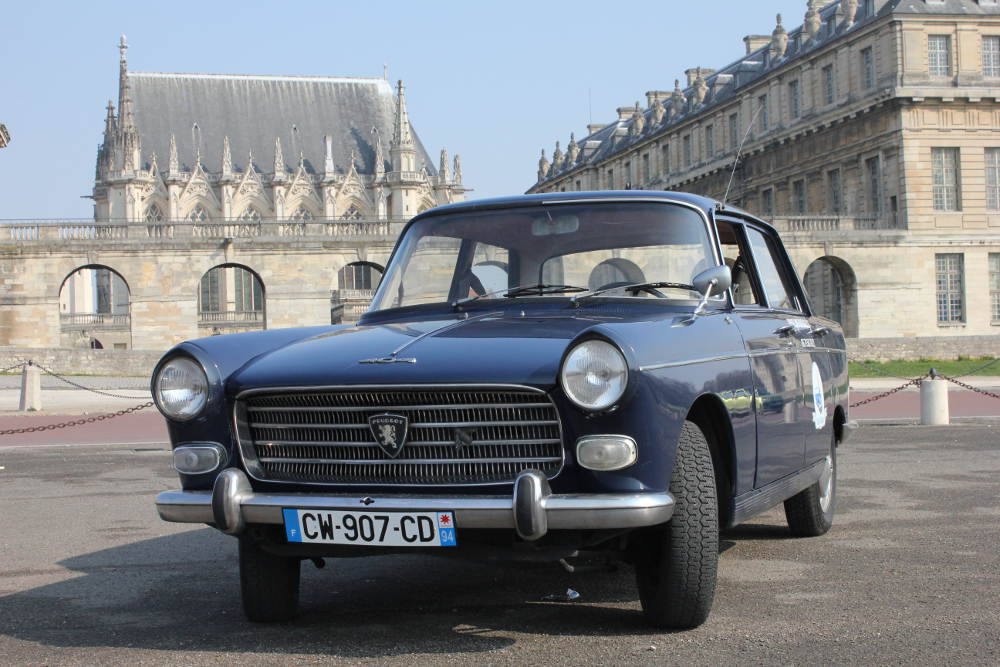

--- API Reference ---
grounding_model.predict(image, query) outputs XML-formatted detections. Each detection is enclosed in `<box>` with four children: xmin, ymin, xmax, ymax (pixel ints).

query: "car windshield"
<box><xmin>368</xmin><ymin>201</ymin><xmax>717</xmax><ymax>312</ymax></box>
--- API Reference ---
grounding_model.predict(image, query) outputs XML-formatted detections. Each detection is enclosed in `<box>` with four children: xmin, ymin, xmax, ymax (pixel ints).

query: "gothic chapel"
<box><xmin>94</xmin><ymin>37</ymin><xmax>466</xmax><ymax>224</ymax></box>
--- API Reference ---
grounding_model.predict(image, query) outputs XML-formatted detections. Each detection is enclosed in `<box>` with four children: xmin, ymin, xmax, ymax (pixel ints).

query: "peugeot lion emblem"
<box><xmin>368</xmin><ymin>413</ymin><xmax>409</xmax><ymax>458</ymax></box>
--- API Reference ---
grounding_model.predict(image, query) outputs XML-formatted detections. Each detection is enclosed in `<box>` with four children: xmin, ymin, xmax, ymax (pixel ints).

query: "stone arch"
<box><xmin>197</xmin><ymin>263</ymin><xmax>266</xmax><ymax>333</ymax></box>
<box><xmin>58</xmin><ymin>264</ymin><xmax>132</xmax><ymax>349</ymax></box>
<box><xmin>237</xmin><ymin>205</ymin><xmax>263</xmax><ymax>222</ymax></box>
<box><xmin>803</xmin><ymin>256</ymin><xmax>858</xmax><ymax>337</ymax></box>
<box><xmin>587</xmin><ymin>257</ymin><xmax>645</xmax><ymax>290</ymax></box>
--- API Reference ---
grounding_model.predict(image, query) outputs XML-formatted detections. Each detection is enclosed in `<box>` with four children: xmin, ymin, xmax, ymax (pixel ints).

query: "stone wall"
<box><xmin>846</xmin><ymin>335</ymin><xmax>1000</xmax><ymax>363</ymax></box>
<box><xmin>0</xmin><ymin>348</ymin><xmax>164</xmax><ymax>378</ymax></box>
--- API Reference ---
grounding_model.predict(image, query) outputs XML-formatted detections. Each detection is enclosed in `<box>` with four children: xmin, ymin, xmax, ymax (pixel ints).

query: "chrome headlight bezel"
<box><xmin>560</xmin><ymin>339</ymin><xmax>629</xmax><ymax>412</ymax></box>
<box><xmin>153</xmin><ymin>355</ymin><xmax>209</xmax><ymax>421</ymax></box>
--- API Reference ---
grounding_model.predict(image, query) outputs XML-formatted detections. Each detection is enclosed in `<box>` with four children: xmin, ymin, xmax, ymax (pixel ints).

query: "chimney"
<box><xmin>645</xmin><ymin>90</ymin><xmax>670</xmax><ymax>108</ymax></box>
<box><xmin>685</xmin><ymin>67</ymin><xmax>716</xmax><ymax>87</ymax></box>
<box><xmin>743</xmin><ymin>34</ymin><xmax>770</xmax><ymax>55</ymax></box>
<box><xmin>586</xmin><ymin>123</ymin><xmax>607</xmax><ymax>136</ymax></box>
<box><xmin>617</xmin><ymin>106</ymin><xmax>635</xmax><ymax>122</ymax></box>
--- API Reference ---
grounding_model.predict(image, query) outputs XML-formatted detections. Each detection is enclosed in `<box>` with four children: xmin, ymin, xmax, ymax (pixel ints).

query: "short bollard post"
<box><xmin>920</xmin><ymin>369</ymin><xmax>949</xmax><ymax>425</ymax></box>
<box><xmin>18</xmin><ymin>361</ymin><xmax>42</xmax><ymax>412</ymax></box>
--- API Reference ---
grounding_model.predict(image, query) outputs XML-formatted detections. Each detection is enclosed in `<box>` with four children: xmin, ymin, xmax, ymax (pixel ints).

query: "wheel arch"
<box><xmin>686</xmin><ymin>394</ymin><xmax>735</xmax><ymax>528</ymax></box>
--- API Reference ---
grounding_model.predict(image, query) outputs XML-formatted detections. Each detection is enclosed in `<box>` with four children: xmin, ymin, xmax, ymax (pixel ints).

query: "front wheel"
<box><xmin>239</xmin><ymin>536</ymin><xmax>301</xmax><ymax>622</ymax></box>
<box><xmin>784</xmin><ymin>433</ymin><xmax>837</xmax><ymax>537</ymax></box>
<box><xmin>633</xmin><ymin>420</ymin><xmax>718</xmax><ymax>629</ymax></box>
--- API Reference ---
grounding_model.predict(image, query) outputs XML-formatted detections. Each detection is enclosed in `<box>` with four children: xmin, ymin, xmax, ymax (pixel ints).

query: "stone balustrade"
<box><xmin>1</xmin><ymin>217</ymin><xmax>410</xmax><ymax>243</ymax></box>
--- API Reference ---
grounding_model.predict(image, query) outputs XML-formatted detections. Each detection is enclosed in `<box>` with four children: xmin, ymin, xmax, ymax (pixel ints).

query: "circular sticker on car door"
<box><xmin>812</xmin><ymin>361</ymin><xmax>828</xmax><ymax>430</ymax></box>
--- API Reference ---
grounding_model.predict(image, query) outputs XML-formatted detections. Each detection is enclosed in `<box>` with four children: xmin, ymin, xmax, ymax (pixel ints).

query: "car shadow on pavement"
<box><xmin>0</xmin><ymin>527</ymin><xmax>715</xmax><ymax>658</ymax></box>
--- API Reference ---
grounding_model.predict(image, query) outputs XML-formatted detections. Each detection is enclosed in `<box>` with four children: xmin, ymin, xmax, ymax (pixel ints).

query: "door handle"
<box><xmin>810</xmin><ymin>325</ymin><xmax>830</xmax><ymax>336</ymax></box>
<box><xmin>773</xmin><ymin>324</ymin><xmax>795</xmax><ymax>336</ymax></box>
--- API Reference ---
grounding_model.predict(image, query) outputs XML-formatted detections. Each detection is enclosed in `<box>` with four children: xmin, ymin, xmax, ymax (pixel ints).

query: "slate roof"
<box><xmin>538</xmin><ymin>0</ymin><xmax>1000</xmax><ymax>186</ymax></box>
<box><xmin>128</xmin><ymin>72</ymin><xmax>436</xmax><ymax>176</ymax></box>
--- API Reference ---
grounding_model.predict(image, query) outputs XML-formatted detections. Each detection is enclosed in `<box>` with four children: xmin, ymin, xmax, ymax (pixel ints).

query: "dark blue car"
<box><xmin>154</xmin><ymin>191</ymin><xmax>850</xmax><ymax>629</ymax></box>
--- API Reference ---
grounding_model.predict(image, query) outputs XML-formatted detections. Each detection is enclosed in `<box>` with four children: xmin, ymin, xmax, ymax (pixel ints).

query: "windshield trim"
<box><xmin>365</xmin><ymin>198</ymin><xmax>722</xmax><ymax>316</ymax></box>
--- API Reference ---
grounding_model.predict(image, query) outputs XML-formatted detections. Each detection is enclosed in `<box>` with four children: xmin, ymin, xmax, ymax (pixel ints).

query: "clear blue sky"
<box><xmin>1</xmin><ymin>1</ymin><xmax>808</xmax><ymax>219</ymax></box>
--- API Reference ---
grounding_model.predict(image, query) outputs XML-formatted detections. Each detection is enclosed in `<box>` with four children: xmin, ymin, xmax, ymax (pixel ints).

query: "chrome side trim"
<box><xmin>731</xmin><ymin>458</ymin><xmax>826</xmax><ymax>525</ymax></box>
<box><xmin>155</xmin><ymin>468</ymin><xmax>676</xmax><ymax>539</ymax></box>
<box><xmin>639</xmin><ymin>352</ymin><xmax>746</xmax><ymax>372</ymax></box>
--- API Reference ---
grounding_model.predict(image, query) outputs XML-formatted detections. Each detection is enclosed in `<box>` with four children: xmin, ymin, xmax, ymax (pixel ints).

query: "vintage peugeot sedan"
<box><xmin>154</xmin><ymin>191</ymin><xmax>849</xmax><ymax>629</ymax></box>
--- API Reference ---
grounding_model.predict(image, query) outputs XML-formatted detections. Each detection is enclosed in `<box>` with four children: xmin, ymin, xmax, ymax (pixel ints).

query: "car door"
<box><xmin>718</xmin><ymin>219</ymin><xmax>809</xmax><ymax>489</ymax></box>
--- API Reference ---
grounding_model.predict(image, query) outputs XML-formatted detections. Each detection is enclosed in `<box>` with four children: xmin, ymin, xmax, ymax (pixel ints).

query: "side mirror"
<box><xmin>692</xmin><ymin>264</ymin><xmax>732</xmax><ymax>297</ymax></box>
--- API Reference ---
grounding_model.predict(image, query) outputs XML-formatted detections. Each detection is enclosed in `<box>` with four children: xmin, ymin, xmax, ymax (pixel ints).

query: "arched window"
<box><xmin>803</xmin><ymin>256</ymin><xmax>858</xmax><ymax>337</ymax></box>
<box><xmin>290</xmin><ymin>205</ymin><xmax>313</xmax><ymax>221</ymax></box>
<box><xmin>338</xmin><ymin>261</ymin><xmax>383</xmax><ymax>291</ymax></box>
<box><xmin>198</xmin><ymin>264</ymin><xmax>266</xmax><ymax>330</ymax></box>
<box><xmin>145</xmin><ymin>204</ymin><xmax>164</xmax><ymax>222</ymax></box>
<box><xmin>239</xmin><ymin>206</ymin><xmax>262</xmax><ymax>222</ymax></box>
<box><xmin>341</xmin><ymin>205</ymin><xmax>363</xmax><ymax>220</ymax></box>
<box><xmin>186</xmin><ymin>204</ymin><xmax>210</xmax><ymax>222</ymax></box>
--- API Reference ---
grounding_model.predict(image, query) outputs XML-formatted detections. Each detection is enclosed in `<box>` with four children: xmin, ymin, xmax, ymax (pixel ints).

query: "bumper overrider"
<box><xmin>156</xmin><ymin>468</ymin><xmax>676</xmax><ymax>542</ymax></box>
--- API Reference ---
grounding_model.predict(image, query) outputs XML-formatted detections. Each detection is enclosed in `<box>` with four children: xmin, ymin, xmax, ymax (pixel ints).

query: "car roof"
<box><xmin>412</xmin><ymin>190</ymin><xmax>775</xmax><ymax>234</ymax></box>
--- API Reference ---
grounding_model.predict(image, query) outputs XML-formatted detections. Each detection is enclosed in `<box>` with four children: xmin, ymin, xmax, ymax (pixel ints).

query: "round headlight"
<box><xmin>560</xmin><ymin>340</ymin><xmax>628</xmax><ymax>411</ymax></box>
<box><xmin>154</xmin><ymin>356</ymin><xmax>208</xmax><ymax>420</ymax></box>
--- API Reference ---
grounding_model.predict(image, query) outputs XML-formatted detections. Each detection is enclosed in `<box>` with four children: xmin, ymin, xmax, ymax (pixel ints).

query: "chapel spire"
<box><xmin>392</xmin><ymin>80</ymin><xmax>414</xmax><ymax>148</ymax></box>
<box><xmin>115</xmin><ymin>35</ymin><xmax>140</xmax><ymax>172</ymax></box>
<box><xmin>390</xmin><ymin>80</ymin><xmax>417</xmax><ymax>172</ymax></box>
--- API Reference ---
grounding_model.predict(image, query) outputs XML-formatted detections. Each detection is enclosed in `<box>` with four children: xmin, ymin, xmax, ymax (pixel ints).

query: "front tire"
<box><xmin>239</xmin><ymin>536</ymin><xmax>301</xmax><ymax>622</ymax></box>
<box><xmin>634</xmin><ymin>420</ymin><xmax>718</xmax><ymax>629</ymax></box>
<box><xmin>784</xmin><ymin>433</ymin><xmax>836</xmax><ymax>537</ymax></box>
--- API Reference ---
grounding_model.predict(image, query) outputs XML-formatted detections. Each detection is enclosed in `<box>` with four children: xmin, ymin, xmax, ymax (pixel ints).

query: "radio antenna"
<box><xmin>723</xmin><ymin>101</ymin><xmax>766</xmax><ymax>208</ymax></box>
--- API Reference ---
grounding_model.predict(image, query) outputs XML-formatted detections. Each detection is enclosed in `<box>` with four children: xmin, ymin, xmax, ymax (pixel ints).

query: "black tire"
<box><xmin>784</xmin><ymin>433</ymin><xmax>836</xmax><ymax>537</ymax></box>
<box><xmin>239</xmin><ymin>536</ymin><xmax>301</xmax><ymax>622</ymax></box>
<box><xmin>634</xmin><ymin>420</ymin><xmax>718</xmax><ymax>629</ymax></box>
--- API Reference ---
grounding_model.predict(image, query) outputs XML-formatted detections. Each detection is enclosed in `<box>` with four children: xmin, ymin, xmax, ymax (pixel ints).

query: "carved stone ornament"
<box><xmin>842</xmin><ymin>0</ymin><xmax>858</xmax><ymax>26</ymax></box>
<box><xmin>693</xmin><ymin>77</ymin><xmax>708</xmax><ymax>106</ymax></box>
<box><xmin>805</xmin><ymin>1</ymin><xmax>821</xmax><ymax>41</ymax></box>
<box><xmin>770</xmin><ymin>14</ymin><xmax>788</xmax><ymax>60</ymax></box>
<box><xmin>538</xmin><ymin>149</ymin><xmax>550</xmax><ymax>181</ymax></box>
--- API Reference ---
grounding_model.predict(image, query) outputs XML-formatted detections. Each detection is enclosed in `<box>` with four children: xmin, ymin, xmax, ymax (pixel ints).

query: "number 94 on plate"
<box><xmin>283</xmin><ymin>509</ymin><xmax>457</xmax><ymax>547</ymax></box>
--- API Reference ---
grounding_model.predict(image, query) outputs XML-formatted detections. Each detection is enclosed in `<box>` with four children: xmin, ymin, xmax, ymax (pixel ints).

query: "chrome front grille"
<box><xmin>235</xmin><ymin>386</ymin><xmax>564</xmax><ymax>486</ymax></box>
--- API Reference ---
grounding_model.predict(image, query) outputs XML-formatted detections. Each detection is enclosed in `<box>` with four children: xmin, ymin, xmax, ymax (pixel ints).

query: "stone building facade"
<box><xmin>529</xmin><ymin>0</ymin><xmax>1000</xmax><ymax>347</ymax></box>
<box><xmin>0</xmin><ymin>124</ymin><xmax>9</xmax><ymax>148</ymax></box>
<box><xmin>0</xmin><ymin>38</ymin><xmax>467</xmax><ymax>352</ymax></box>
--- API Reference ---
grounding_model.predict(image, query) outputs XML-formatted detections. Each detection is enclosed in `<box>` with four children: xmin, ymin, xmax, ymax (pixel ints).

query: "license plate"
<box><xmin>282</xmin><ymin>509</ymin><xmax>457</xmax><ymax>547</ymax></box>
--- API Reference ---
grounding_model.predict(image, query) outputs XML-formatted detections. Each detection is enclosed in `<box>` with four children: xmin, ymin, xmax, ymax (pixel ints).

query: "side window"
<box><xmin>716</xmin><ymin>220</ymin><xmax>762</xmax><ymax>306</ymax></box>
<box><xmin>745</xmin><ymin>227</ymin><xmax>799</xmax><ymax>311</ymax></box>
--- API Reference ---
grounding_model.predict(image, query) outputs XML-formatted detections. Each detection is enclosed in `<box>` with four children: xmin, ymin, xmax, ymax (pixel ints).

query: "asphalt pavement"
<box><xmin>0</xmin><ymin>424</ymin><xmax>998</xmax><ymax>664</ymax></box>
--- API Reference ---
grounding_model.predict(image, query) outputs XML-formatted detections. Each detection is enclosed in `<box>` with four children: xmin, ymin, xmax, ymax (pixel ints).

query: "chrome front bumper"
<box><xmin>156</xmin><ymin>468</ymin><xmax>675</xmax><ymax>542</ymax></box>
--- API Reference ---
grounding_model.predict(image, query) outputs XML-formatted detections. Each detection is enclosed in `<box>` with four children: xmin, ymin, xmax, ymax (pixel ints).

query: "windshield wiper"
<box><xmin>504</xmin><ymin>283</ymin><xmax>588</xmax><ymax>298</ymax></box>
<box><xmin>571</xmin><ymin>281</ymin><xmax>696</xmax><ymax>307</ymax></box>
<box><xmin>452</xmin><ymin>283</ymin><xmax>586</xmax><ymax>310</ymax></box>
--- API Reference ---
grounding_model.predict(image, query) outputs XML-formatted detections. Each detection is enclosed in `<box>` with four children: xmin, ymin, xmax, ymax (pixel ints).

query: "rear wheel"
<box><xmin>784</xmin><ymin>433</ymin><xmax>836</xmax><ymax>537</ymax></box>
<box><xmin>634</xmin><ymin>420</ymin><xmax>718</xmax><ymax>629</ymax></box>
<box><xmin>239</xmin><ymin>536</ymin><xmax>301</xmax><ymax>622</ymax></box>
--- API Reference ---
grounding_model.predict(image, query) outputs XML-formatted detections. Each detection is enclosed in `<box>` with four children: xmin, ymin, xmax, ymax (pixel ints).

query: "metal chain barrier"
<box><xmin>849</xmin><ymin>376</ymin><xmax>926</xmax><ymax>409</ymax></box>
<box><xmin>0</xmin><ymin>400</ymin><xmax>155</xmax><ymax>436</ymax></box>
<box><xmin>937</xmin><ymin>374</ymin><xmax>1000</xmax><ymax>401</ymax></box>
<box><xmin>32</xmin><ymin>362</ymin><xmax>151</xmax><ymax>400</ymax></box>
<box><xmin>954</xmin><ymin>357</ymin><xmax>1000</xmax><ymax>378</ymax></box>
<box><xmin>1</xmin><ymin>361</ymin><xmax>27</xmax><ymax>374</ymax></box>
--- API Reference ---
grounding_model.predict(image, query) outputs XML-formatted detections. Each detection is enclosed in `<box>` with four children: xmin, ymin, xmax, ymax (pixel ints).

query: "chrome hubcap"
<box><xmin>818</xmin><ymin>454</ymin><xmax>834</xmax><ymax>513</ymax></box>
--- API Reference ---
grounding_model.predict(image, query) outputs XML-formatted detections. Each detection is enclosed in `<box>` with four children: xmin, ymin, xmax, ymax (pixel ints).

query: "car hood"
<box><xmin>227</xmin><ymin>311</ymin><xmax>632</xmax><ymax>392</ymax></box>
